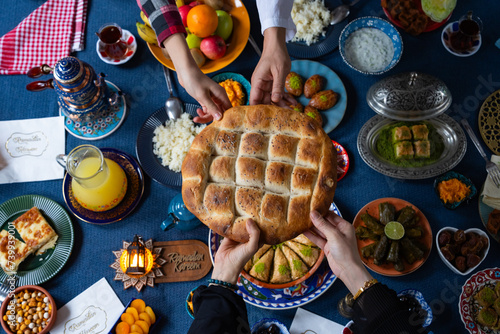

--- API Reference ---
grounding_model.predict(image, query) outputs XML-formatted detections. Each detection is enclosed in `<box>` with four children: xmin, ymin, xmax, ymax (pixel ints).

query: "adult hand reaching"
<box><xmin>249</xmin><ymin>27</ymin><xmax>295</xmax><ymax>107</ymax></box>
<box><xmin>304</xmin><ymin>211</ymin><xmax>373</xmax><ymax>295</ymax></box>
<box><xmin>211</xmin><ymin>219</ymin><xmax>261</xmax><ymax>285</ymax></box>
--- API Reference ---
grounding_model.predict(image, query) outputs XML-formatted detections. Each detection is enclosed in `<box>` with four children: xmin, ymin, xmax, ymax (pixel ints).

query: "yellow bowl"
<box><xmin>147</xmin><ymin>1</ymin><xmax>250</xmax><ymax>74</ymax></box>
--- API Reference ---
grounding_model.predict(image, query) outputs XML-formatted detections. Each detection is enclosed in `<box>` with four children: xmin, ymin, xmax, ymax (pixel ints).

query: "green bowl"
<box><xmin>434</xmin><ymin>171</ymin><xmax>477</xmax><ymax>209</ymax></box>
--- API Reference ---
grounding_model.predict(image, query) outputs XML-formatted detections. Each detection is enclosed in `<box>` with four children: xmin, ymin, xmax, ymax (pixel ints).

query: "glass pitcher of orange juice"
<box><xmin>56</xmin><ymin>145</ymin><xmax>127</xmax><ymax>212</ymax></box>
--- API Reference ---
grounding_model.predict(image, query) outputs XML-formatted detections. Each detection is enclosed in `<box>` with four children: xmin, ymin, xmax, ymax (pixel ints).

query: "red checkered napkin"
<box><xmin>0</xmin><ymin>0</ymin><xmax>88</xmax><ymax>75</ymax></box>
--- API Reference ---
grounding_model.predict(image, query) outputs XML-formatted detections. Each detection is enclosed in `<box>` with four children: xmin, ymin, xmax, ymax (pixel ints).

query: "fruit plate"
<box><xmin>290</xmin><ymin>60</ymin><xmax>347</xmax><ymax>134</ymax></box>
<box><xmin>459</xmin><ymin>268</ymin><xmax>500</xmax><ymax>334</ymax></box>
<box><xmin>382</xmin><ymin>0</ymin><xmax>453</xmax><ymax>33</ymax></box>
<box><xmin>136</xmin><ymin>104</ymin><xmax>200</xmax><ymax>187</ymax></box>
<box><xmin>353</xmin><ymin>198</ymin><xmax>433</xmax><ymax>276</ymax></box>
<box><xmin>0</xmin><ymin>195</ymin><xmax>74</xmax><ymax>286</ymax></box>
<box><xmin>208</xmin><ymin>202</ymin><xmax>341</xmax><ymax>310</ymax></box>
<box><xmin>147</xmin><ymin>0</ymin><xmax>250</xmax><ymax>74</ymax></box>
<box><xmin>286</xmin><ymin>0</ymin><xmax>348</xmax><ymax>59</ymax></box>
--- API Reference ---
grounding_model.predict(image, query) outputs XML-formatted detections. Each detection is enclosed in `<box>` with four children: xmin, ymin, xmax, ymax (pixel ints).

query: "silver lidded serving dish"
<box><xmin>358</xmin><ymin>72</ymin><xmax>466</xmax><ymax>179</ymax></box>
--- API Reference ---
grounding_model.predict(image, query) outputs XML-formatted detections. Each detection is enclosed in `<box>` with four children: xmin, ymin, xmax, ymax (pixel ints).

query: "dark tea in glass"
<box><xmin>450</xmin><ymin>11</ymin><xmax>482</xmax><ymax>52</ymax></box>
<box><xmin>96</xmin><ymin>23</ymin><xmax>129</xmax><ymax>59</ymax></box>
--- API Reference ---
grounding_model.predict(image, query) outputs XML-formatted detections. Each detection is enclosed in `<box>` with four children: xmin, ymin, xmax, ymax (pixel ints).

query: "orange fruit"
<box><xmin>116</xmin><ymin>322</ymin><xmax>130</xmax><ymax>334</ymax></box>
<box><xmin>187</xmin><ymin>4</ymin><xmax>218</xmax><ymax>38</ymax></box>
<box><xmin>130</xmin><ymin>299</ymin><xmax>146</xmax><ymax>314</ymax></box>
<box><xmin>120</xmin><ymin>313</ymin><xmax>135</xmax><ymax>326</ymax></box>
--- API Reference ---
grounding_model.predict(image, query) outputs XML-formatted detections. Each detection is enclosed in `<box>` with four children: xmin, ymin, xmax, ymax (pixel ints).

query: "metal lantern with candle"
<box><xmin>121</xmin><ymin>235</ymin><xmax>151</xmax><ymax>276</ymax></box>
<box><xmin>111</xmin><ymin>236</ymin><xmax>167</xmax><ymax>292</ymax></box>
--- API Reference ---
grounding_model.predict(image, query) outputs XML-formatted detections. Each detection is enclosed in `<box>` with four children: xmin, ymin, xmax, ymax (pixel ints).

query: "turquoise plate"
<box><xmin>291</xmin><ymin>60</ymin><xmax>347</xmax><ymax>134</ymax></box>
<box><xmin>0</xmin><ymin>195</ymin><xmax>74</xmax><ymax>285</ymax></box>
<box><xmin>211</xmin><ymin>72</ymin><xmax>251</xmax><ymax>106</ymax></box>
<box><xmin>60</xmin><ymin>81</ymin><xmax>127</xmax><ymax>141</ymax></box>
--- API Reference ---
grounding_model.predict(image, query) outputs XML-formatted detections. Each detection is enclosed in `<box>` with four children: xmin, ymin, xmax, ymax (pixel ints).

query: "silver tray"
<box><xmin>357</xmin><ymin>114</ymin><xmax>467</xmax><ymax>179</ymax></box>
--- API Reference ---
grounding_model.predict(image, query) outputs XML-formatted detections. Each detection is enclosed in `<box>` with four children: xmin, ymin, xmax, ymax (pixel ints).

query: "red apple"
<box><xmin>200</xmin><ymin>35</ymin><xmax>226</xmax><ymax>60</ymax></box>
<box><xmin>178</xmin><ymin>5</ymin><xmax>191</xmax><ymax>27</ymax></box>
<box><xmin>188</xmin><ymin>1</ymin><xmax>199</xmax><ymax>8</ymax></box>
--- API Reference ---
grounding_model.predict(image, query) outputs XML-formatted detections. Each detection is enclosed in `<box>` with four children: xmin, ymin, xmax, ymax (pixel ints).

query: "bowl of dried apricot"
<box><xmin>111</xmin><ymin>298</ymin><xmax>157</xmax><ymax>334</ymax></box>
<box><xmin>0</xmin><ymin>285</ymin><xmax>56</xmax><ymax>334</ymax></box>
<box><xmin>434</xmin><ymin>171</ymin><xmax>477</xmax><ymax>209</ymax></box>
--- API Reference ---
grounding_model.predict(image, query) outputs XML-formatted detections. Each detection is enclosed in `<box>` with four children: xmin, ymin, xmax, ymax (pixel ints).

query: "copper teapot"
<box><xmin>26</xmin><ymin>56</ymin><xmax>121</xmax><ymax>123</ymax></box>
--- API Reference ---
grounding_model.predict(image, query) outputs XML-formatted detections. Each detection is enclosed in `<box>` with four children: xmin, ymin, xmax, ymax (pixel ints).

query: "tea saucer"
<box><xmin>96</xmin><ymin>29</ymin><xmax>137</xmax><ymax>65</ymax></box>
<box><xmin>62</xmin><ymin>148</ymin><xmax>144</xmax><ymax>224</ymax></box>
<box><xmin>441</xmin><ymin>21</ymin><xmax>481</xmax><ymax>57</ymax></box>
<box><xmin>60</xmin><ymin>81</ymin><xmax>127</xmax><ymax>141</ymax></box>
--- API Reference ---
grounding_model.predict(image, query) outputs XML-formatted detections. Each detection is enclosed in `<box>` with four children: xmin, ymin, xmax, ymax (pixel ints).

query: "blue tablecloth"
<box><xmin>1</xmin><ymin>1</ymin><xmax>499</xmax><ymax>333</ymax></box>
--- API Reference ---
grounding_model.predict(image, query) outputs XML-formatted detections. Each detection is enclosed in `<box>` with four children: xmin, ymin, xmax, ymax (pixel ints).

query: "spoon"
<box><xmin>330</xmin><ymin>0</ymin><xmax>360</xmax><ymax>25</ymax></box>
<box><xmin>162</xmin><ymin>66</ymin><xmax>184</xmax><ymax>120</ymax></box>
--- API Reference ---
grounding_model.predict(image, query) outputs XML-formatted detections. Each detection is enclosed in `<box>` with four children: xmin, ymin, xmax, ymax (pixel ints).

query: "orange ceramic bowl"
<box><xmin>0</xmin><ymin>285</ymin><xmax>57</xmax><ymax>334</ymax></box>
<box><xmin>241</xmin><ymin>250</ymin><xmax>325</xmax><ymax>290</ymax></box>
<box><xmin>147</xmin><ymin>0</ymin><xmax>250</xmax><ymax>74</ymax></box>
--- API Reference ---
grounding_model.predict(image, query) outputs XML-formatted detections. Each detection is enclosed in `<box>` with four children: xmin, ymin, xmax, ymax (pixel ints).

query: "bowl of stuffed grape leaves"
<box><xmin>437</xmin><ymin>227</ymin><xmax>489</xmax><ymax>276</ymax></box>
<box><xmin>353</xmin><ymin>198</ymin><xmax>432</xmax><ymax>276</ymax></box>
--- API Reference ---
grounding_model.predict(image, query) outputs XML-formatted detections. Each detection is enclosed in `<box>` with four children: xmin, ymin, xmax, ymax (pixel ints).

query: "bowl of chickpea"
<box><xmin>1</xmin><ymin>285</ymin><xmax>56</xmax><ymax>334</ymax></box>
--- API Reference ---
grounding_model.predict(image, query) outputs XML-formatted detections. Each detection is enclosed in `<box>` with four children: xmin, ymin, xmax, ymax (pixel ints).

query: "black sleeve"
<box><xmin>187</xmin><ymin>285</ymin><xmax>251</xmax><ymax>334</ymax></box>
<box><xmin>350</xmin><ymin>283</ymin><xmax>429</xmax><ymax>334</ymax></box>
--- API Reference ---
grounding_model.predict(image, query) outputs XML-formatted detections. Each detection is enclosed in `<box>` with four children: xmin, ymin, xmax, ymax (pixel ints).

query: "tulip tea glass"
<box><xmin>96</xmin><ymin>23</ymin><xmax>130</xmax><ymax>59</ymax></box>
<box><xmin>450</xmin><ymin>11</ymin><xmax>482</xmax><ymax>52</ymax></box>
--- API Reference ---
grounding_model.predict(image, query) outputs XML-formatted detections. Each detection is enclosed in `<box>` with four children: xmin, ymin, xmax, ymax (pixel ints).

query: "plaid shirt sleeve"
<box><xmin>136</xmin><ymin>0</ymin><xmax>186</xmax><ymax>47</ymax></box>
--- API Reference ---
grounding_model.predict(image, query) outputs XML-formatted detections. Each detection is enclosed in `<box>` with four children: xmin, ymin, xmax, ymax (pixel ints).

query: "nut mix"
<box><xmin>3</xmin><ymin>289</ymin><xmax>52</xmax><ymax>334</ymax></box>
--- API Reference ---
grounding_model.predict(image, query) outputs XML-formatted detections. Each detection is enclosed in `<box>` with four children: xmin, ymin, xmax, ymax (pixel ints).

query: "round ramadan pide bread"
<box><xmin>181</xmin><ymin>105</ymin><xmax>337</xmax><ymax>244</ymax></box>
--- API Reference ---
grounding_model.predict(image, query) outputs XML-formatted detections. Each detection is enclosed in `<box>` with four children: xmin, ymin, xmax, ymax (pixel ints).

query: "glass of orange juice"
<box><xmin>56</xmin><ymin>145</ymin><xmax>127</xmax><ymax>212</ymax></box>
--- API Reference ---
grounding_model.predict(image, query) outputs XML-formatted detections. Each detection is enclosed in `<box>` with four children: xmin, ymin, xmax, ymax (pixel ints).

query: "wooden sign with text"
<box><xmin>153</xmin><ymin>240</ymin><xmax>212</xmax><ymax>283</ymax></box>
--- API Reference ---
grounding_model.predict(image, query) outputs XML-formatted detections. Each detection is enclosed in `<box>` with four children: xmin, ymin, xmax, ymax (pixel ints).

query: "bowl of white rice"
<box><xmin>339</xmin><ymin>16</ymin><xmax>403</xmax><ymax>75</ymax></box>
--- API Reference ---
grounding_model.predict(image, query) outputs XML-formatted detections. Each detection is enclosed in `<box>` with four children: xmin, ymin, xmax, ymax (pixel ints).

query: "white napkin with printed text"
<box><xmin>481</xmin><ymin>155</ymin><xmax>500</xmax><ymax>209</ymax></box>
<box><xmin>290</xmin><ymin>308</ymin><xmax>346</xmax><ymax>334</ymax></box>
<box><xmin>0</xmin><ymin>116</ymin><xmax>65</xmax><ymax>184</ymax></box>
<box><xmin>50</xmin><ymin>278</ymin><xmax>124</xmax><ymax>334</ymax></box>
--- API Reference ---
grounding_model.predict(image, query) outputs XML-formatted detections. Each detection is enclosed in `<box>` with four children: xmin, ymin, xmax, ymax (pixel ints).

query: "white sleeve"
<box><xmin>256</xmin><ymin>0</ymin><xmax>296</xmax><ymax>42</ymax></box>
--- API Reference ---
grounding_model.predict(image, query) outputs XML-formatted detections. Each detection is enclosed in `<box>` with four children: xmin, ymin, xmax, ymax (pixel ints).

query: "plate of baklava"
<box><xmin>357</xmin><ymin>114</ymin><xmax>467</xmax><ymax>179</ymax></box>
<box><xmin>208</xmin><ymin>202</ymin><xmax>341</xmax><ymax>310</ymax></box>
<box><xmin>459</xmin><ymin>267</ymin><xmax>500</xmax><ymax>333</ymax></box>
<box><xmin>0</xmin><ymin>195</ymin><xmax>74</xmax><ymax>285</ymax></box>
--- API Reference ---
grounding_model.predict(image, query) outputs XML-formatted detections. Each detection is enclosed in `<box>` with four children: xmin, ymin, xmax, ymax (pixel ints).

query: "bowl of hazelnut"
<box><xmin>0</xmin><ymin>285</ymin><xmax>56</xmax><ymax>334</ymax></box>
<box><xmin>436</xmin><ymin>227</ymin><xmax>490</xmax><ymax>275</ymax></box>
